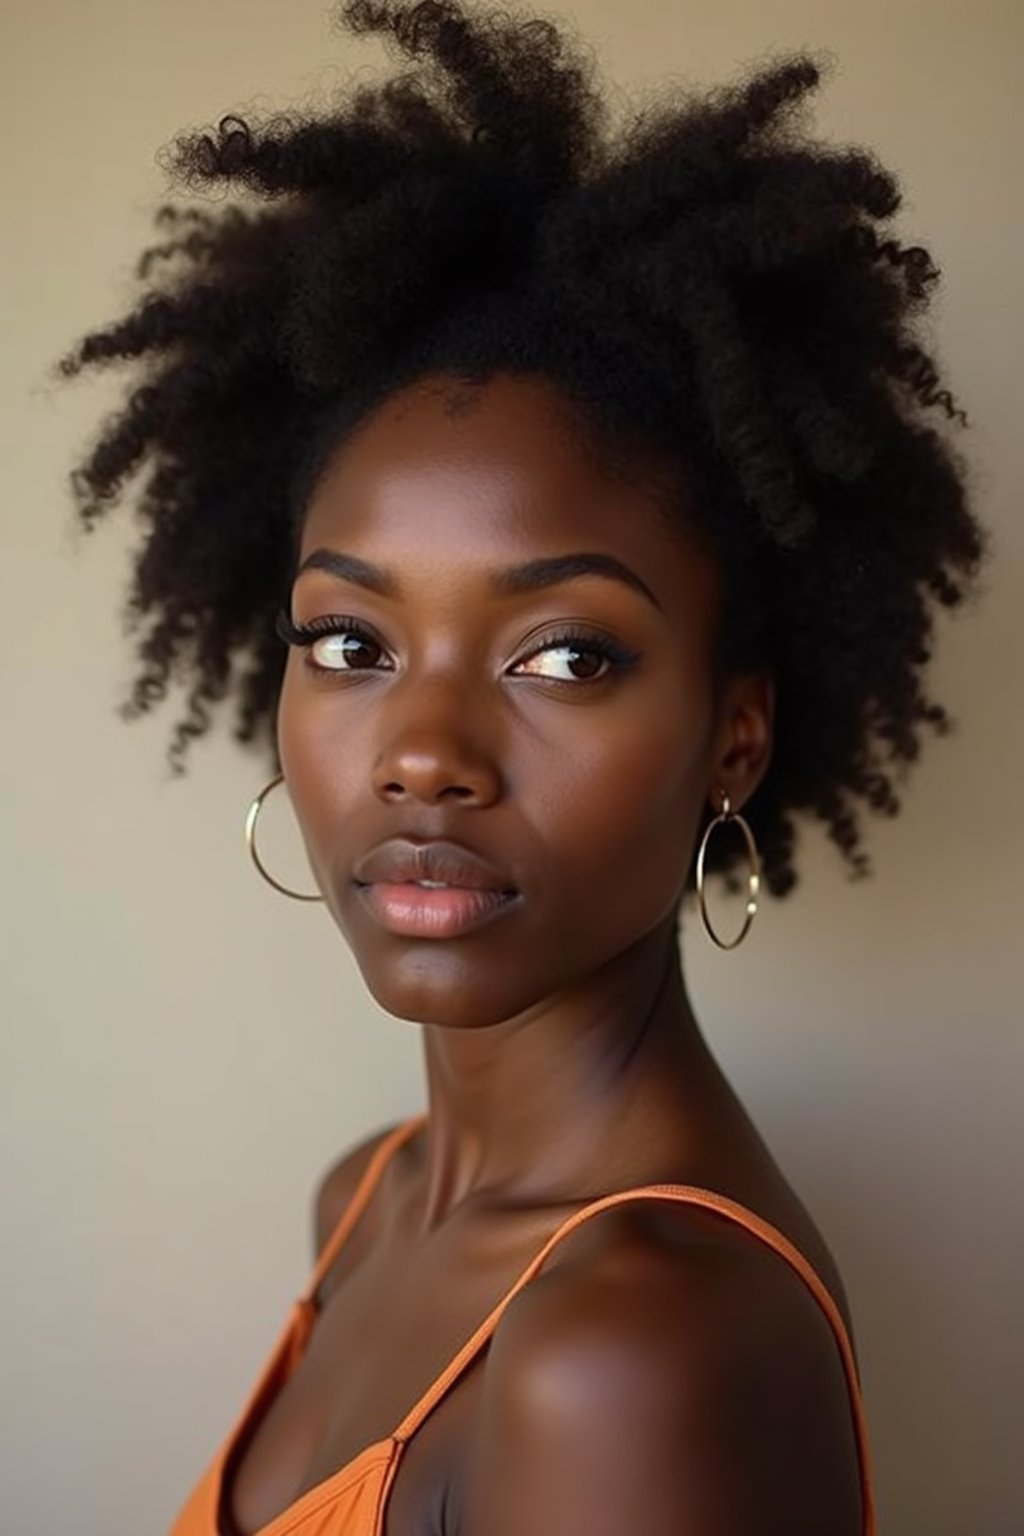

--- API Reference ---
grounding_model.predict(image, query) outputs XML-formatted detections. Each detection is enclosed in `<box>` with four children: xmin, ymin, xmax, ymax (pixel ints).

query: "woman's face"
<box><xmin>277</xmin><ymin>371</ymin><xmax>757</xmax><ymax>1027</ymax></box>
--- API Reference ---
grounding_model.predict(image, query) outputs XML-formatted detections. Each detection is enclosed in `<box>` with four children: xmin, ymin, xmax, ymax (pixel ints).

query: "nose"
<box><xmin>371</xmin><ymin>680</ymin><xmax>503</xmax><ymax>809</ymax></box>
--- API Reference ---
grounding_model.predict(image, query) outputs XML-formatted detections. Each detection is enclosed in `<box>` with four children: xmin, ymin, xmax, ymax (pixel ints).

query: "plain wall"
<box><xmin>2</xmin><ymin>2</ymin><xmax>1021</xmax><ymax>1532</ymax></box>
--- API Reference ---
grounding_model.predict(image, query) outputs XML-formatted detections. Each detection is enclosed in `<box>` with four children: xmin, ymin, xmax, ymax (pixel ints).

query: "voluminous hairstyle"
<box><xmin>60</xmin><ymin>0</ymin><xmax>989</xmax><ymax>899</ymax></box>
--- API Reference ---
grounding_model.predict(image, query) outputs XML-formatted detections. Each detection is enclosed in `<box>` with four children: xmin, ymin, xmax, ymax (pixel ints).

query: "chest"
<box><xmin>222</xmin><ymin>1213</ymin><xmax>554</xmax><ymax>1536</ymax></box>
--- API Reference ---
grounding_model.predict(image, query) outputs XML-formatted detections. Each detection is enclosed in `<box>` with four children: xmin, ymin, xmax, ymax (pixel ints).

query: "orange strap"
<box><xmin>303</xmin><ymin>1114</ymin><xmax>875</xmax><ymax>1534</ymax></box>
<box><xmin>301</xmin><ymin>1113</ymin><xmax>428</xmax><ymax>1306</ymax></box>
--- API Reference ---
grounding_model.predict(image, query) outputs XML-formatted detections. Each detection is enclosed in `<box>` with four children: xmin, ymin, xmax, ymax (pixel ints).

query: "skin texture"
<box><xmin>224</xmin><ymin>370</ymin><xmax>864</xmax><ymax>1536</ymax></box>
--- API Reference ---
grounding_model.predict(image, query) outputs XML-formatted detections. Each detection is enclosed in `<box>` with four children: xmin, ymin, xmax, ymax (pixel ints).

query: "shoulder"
<box><xmin>462</xmin><ymin>1202</ymin><xmax>865</xmax><ymax>1536</ymax></box>
<box><xmin>311</xmin><ymin>1118</ymin><xmax>410</xmax><ymax>1257</ymax></box>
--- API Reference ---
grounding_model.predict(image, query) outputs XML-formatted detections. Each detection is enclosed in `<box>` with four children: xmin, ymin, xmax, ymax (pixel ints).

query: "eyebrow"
<box><xmin>294</xmin><ymin>549</ymin><xmax>663</xmax><ymax>612</ymax></box>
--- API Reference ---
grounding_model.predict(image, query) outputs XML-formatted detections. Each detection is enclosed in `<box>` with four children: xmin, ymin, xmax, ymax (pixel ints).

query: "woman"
<box><xmin>60</xmin><ymin>2</ymin><xmax>988</xmax><ymax>1533</ymax></box>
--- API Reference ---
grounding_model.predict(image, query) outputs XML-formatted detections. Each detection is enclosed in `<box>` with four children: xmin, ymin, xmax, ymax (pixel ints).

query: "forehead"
<box><xmin>299</xmin><ymin>372</ymin><xmax>717</xmax><ymax>608</ymax></box>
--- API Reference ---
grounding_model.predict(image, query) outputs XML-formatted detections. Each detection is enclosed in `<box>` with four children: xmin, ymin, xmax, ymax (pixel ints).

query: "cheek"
<box><xmin>275</xmin><ymin>664</ymin><xmax>359</xmax><ymax>859</ymax></box>
<box><xmin>525</xmin><ymin>695</ymin><xmax>712</xmax><ymax>935</ymax></box>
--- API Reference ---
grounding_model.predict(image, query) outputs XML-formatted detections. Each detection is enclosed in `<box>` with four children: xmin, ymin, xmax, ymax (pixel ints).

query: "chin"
<box><xmin>354</xmin><ymin>951</ymin><xmax>536</xmax><ymax>1031</ymax></box>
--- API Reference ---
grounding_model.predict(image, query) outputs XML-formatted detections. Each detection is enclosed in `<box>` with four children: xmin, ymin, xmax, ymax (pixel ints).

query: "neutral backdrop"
<box><xmin>2</xmin><ymin>2</ymin><xmax>1021</xmax><ymax>1533</ymax></box>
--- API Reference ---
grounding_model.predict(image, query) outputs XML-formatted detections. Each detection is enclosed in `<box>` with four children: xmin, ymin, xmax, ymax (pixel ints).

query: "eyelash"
<box><xmin>273</xmin><ymin>607</ymin><xmax>640</xmax><ymax>684</ymax></box>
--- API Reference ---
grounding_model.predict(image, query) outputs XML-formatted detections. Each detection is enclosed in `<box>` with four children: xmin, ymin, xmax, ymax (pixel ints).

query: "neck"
<box><xmin>413</xmin><ymin>917</ymin><xmax>727</xmax><ymax>1229</ymax></box>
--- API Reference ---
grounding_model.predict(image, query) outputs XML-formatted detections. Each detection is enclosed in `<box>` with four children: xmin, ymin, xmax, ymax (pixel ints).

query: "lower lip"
<box><xmin>355</xmin><ymin>882</ymin><xmax>519</xmax><ymax>938</ymax></box>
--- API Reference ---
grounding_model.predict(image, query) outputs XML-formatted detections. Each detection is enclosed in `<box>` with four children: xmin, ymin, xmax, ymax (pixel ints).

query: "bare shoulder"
<box><xmin>461</xmin><ymin>1205</ymin><xmax>866</xmax><ymax>1536</ymax></box>
<box><xmin>311</xmin><ymin>1119</ymin><xmax>409</xmax><ymax>1259</ymax></box>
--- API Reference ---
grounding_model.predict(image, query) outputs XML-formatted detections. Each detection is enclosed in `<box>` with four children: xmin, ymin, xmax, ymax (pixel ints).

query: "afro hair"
<box><xmin>59</xmin><ymin>0</ymin><xmax>989</xmax><ymax>899</ymax></box>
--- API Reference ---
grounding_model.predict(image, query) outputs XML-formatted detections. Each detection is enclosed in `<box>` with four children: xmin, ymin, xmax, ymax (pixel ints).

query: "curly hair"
<box><xmin>59</xmin><ymin>0</ymin><xmax>989</xmax><ymax>900</ymax></box>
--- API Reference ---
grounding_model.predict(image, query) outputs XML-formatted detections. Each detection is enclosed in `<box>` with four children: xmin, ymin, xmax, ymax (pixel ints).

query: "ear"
<box><xmin>706</xmin><ymin>670</ymin><xmax>775</xmax><ymax>816</ymax></box>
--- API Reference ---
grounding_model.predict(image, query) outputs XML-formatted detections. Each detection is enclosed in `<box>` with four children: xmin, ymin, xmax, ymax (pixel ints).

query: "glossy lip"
<box><xmin>355</xmin><ymin>880</ymin><xmax>521</xmax><ymax>939</ymax></box>
<box><xmin>352</xmin><ymin>837</ymin><xmax>520</xmax><ymax>940</ymax></box>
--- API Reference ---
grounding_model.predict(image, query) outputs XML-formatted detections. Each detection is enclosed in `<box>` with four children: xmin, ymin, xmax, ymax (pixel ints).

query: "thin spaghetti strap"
<box><xmin>392</xmin><ymin>1182</ymin><xmax>876</xmax><ymax>1536</ymax></box>
<box><xmin>300</xmin><ymin>1112</ymin><xmax>428</xmax><ymax>1306</ymax></box>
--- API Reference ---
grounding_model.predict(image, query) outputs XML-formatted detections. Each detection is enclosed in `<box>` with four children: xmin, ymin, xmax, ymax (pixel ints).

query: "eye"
<box><xmin>275</xmin><ymin>609</ymin><xmax>641</xmax><ymax>685</ymax></box>
<box><xmin>275</xmin><ymin>609</ymin><xmax>393</xmax><ymax>674</ymax></box>
<box><xmin>510</xmin><ymin>627</ymin><xmax>640</xmax><ymax>684</ymax></box>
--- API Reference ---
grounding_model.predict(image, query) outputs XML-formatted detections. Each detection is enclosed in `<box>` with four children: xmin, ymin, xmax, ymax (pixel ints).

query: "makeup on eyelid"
<box><xmin>274</xmin><ymin>607</ymin><xmax>643</xmax><ymax>683</ymax></box>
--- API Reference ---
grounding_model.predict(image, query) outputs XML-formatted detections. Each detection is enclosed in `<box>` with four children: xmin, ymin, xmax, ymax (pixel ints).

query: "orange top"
<box><xmin>168</xmin><ymin>1113</ymin><xmax>877</xmax><ymax>1536</ymax></box>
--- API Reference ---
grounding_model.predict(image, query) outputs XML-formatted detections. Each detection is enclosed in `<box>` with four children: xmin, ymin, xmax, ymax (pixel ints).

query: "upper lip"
<box><xmin>353</xmin><ymin>838</ymin><xmax>518</xmax><ymax>894</ymax></box>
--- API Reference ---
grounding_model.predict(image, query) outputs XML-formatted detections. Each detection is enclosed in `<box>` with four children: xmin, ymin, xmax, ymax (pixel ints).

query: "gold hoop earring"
<box><xmin>695</xmin><ymin>788</ymin><xmax>761</xmax><ymax>949</ymax></box>
<box><xmin>244</xmin><ymin>773</ymin><xmax>323</xmax><ymax>902</ymax></box>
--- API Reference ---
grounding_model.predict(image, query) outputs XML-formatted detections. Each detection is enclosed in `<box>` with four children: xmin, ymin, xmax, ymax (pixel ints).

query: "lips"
<box><xmin>352</xmin><ymin>837</ymin><xmax>520</xmax><ymax>940</ymax></box>
<box><xmin>352</xmin><ymin>838</ymin><xmax>518</xmax><ymax>895</ymax></box>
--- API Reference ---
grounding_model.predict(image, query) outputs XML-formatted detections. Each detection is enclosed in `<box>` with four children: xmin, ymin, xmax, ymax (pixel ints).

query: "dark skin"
<box><xmin>225</xmin><ymin>372</ymin><xmax>865</xmax><ymax>1536</ymax></box>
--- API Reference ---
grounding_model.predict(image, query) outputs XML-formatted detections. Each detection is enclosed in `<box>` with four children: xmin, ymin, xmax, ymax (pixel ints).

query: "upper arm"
<box><xmin>461</xmin><ymin>1233</ymin><xmax>865</xmax><ymax>1536</ymax></box>
<box><xmin>311</xmin><ymin>1121</ymin><xmax>404</xmax><ymax>1260</ymax></box>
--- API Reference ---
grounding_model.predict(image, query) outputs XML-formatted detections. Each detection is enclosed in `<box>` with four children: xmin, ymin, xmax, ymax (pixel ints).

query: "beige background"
<box><xmin>2</xmin><ymin>2</ymin><xmax>1021</xmax><ymax>1532</ymax></box>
